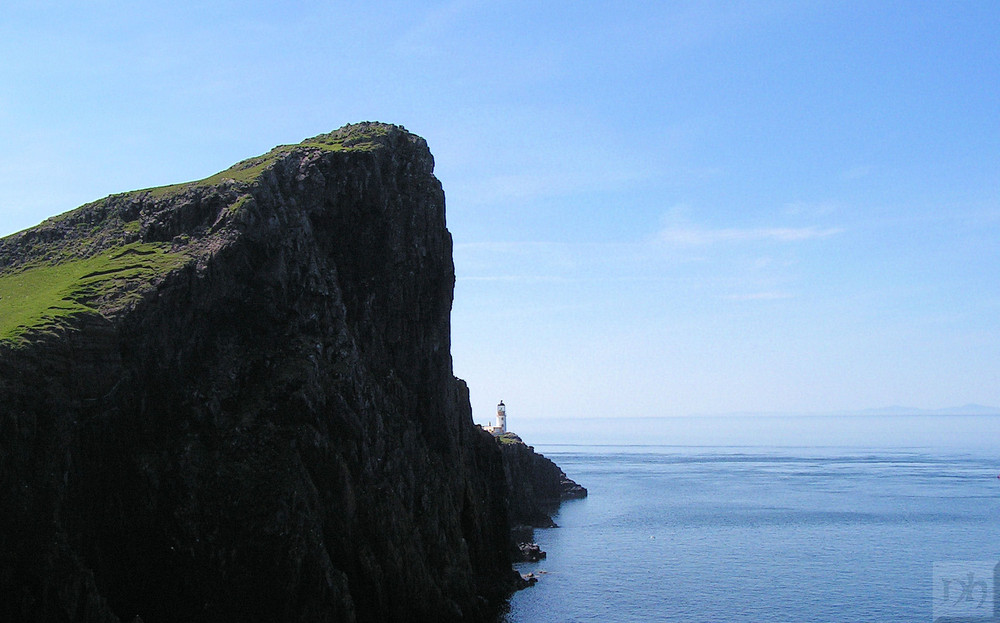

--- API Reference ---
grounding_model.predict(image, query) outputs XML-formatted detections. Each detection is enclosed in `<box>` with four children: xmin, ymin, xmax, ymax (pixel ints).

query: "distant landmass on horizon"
<box><xmin>676</xmin><ymin>404</ymin><xmax>1000</xmax><ymax>418</ymax></box>
<box><xmin>855</xmin><ymin>404</ymin><xmax>1000</xmax><ymax>416</ymax></box>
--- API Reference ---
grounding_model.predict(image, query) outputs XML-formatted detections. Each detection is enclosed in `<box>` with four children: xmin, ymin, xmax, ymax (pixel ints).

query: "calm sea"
<box><xmin>504</xmin><ymin>415</ymin><xmax>1000</xmax><ymax>622</ymax></box>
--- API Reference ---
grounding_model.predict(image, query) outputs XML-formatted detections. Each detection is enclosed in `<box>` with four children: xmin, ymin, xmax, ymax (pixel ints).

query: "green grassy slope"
<box><xmin>0</xmin><ymin>242</ymin><xmax>187</xmax><ymax>343</ymax></box>
<box><xmin>0</xmin><ymin>122</ymin><xmax>400</xmax><ymax>345</ymax></box>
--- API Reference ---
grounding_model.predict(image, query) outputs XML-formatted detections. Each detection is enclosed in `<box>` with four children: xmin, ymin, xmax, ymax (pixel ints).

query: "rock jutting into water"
<box><xmin>0</xmin><ymin>123</ymin><xmax>583</xmax><ymax>623</ymax></box>
<box><xmin>493</xmin><ymin>432</ymin><xmax>587</xmax><ymax>574</ymax></box>
<box><xmin>496</xmin><ymin>432</ymin><xmax>588</xmax><ymax>530</ymax></box>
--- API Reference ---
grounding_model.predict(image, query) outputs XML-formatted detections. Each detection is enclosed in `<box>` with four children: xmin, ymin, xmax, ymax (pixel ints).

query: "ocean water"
<box><xmin>504</xmin><ymin>415</ymin><xmax>1000</xmax><ymax>622</ymax></box>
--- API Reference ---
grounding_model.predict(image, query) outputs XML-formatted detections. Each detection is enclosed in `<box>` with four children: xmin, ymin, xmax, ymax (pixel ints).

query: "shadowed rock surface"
<box><xmin>496</xmin><ymin>433</ymin><xmax>588</xmax><ymax>530</ymax></box>
<box><xmin>0</xmin><ymin>123</ymin><xmax>519</xmax><ymax>623</ymax></box>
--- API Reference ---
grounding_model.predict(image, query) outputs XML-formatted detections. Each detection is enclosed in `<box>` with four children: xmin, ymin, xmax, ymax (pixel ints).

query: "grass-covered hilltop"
<box><xmin>0</xmin><ymin>123</ymin><xmax>398</xmax><ymax>346</ymax></box>
<box><xmin>2</xmin><ymin>123</ymin><xmax>539</xmax><ymax>623</ymax></box>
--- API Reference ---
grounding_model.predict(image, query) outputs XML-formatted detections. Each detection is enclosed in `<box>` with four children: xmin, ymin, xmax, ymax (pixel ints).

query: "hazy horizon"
<box><xmin>493</xmin><ymin>411</ymin><xmax>1000</xmax><ymax>450</ymax></box>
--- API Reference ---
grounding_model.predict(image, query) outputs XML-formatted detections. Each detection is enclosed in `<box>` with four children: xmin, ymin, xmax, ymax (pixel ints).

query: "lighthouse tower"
<box><xmin>496</xmin><ymin>400</ymin><xmax>506</xmax><ymax>434</ymax></box>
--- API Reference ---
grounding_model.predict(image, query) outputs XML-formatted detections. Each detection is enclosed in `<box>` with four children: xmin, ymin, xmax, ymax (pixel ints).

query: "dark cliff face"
<box><xmin>498</xmin><ymin>436</ymin><xmax>587</xmax><ymax>529</ymax></box>
<box><xmin>0</xmin><ymin>123</ymin><xmax>514</xmax><ymax>622</ymax></box>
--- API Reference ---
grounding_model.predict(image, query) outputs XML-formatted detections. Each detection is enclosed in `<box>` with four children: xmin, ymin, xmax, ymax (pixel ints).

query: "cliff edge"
<box><xmin>497</xmin><ymin>433</ymin><xmax>587</xmax><ymax>529</ymax></box>
<box><xmin>0</xmin><ymin>123</ymin><xmax>516</xmax><ymax>622</ymax></box>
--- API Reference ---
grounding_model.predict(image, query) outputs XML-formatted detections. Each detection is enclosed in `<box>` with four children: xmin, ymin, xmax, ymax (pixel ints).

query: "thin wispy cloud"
<box><xmin>657</xmin><ymin>225</ymin><xmax>844</xmax><ymax>245</ymax></box>
<box><xmin>783</xmin><ymin>200</ymin><xmax>839</xmax><ymax>217</ymax></box>
<box><xmin>723</xmin><ymin>291</ymin><xmax>795</xmax><ymax>301</ymax></box>
<box><xmin>455</xmin><ymin>240</ymin><xmax>582</xmax><ymax>264</ymax></box>
<box><xmin>393</xmin><ymin>0</ymin><xmax>472</xmax><ymax>57</ymax></box>
<box><xmin>449</xmin><ymin>158</ymin><xmax>650</xmax><ymax>207</ymax></box>
<box><xmin>842</xmin><ymin>165</ymin><xmax>873</xmax><ymax>180</ymax></box>
<box><xmin>456</xmin><ymin>275</ymin><xmax>569</xmax><ymax>284</ymax></box>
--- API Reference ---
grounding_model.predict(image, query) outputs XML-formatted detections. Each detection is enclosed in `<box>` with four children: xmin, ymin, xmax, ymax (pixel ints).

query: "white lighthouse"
<box><xmin>496</xmin><ymin>400</ymin><xmax>506</xmax><ymax>434</ymax></box>
<box><xmin>484</xmin><ymin>400</ymin><xmax>507</xmax><ymax>435</ymax></box>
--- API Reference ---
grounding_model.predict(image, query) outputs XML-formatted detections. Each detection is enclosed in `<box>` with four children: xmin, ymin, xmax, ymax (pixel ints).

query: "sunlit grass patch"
<box><xmin>0</xmin><ymin>242</ymin><xmax>188</xmax><ymax>344</ymax></box>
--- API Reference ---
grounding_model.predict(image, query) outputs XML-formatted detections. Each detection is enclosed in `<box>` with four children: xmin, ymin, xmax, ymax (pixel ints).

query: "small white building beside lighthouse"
<box><xmin>484</xmin><ymin>400</ymin><xmax>507</xmax><ymax>436</ymax></box>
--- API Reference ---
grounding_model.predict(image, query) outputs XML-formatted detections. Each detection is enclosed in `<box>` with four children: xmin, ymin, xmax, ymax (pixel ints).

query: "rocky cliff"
<box><xmin>0</xmin><ymin>123</ymin><xmax>517</xmax><ymax>622</ymax></box>
<box><xmin>497</xmin><ymin>434</ymin><xmax>587</xmax><ymax>529</ymax></box>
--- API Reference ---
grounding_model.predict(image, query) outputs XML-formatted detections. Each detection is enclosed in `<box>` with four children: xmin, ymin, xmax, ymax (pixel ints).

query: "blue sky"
<box><xmin>2</xmin><ymin>1</ymin><xmax>998</xmax><ymax>423</ymax></box>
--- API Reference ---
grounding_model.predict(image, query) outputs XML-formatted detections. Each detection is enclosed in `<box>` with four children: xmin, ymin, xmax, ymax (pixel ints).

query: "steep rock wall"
<box><xmin>0</xmin><ymin>124</ymin><xmax>515</xmax><ymax>623</ymax></box>
<box><xmin>499</xmin><ymin>436</ymin><xmax>587</xmax><ymax>529</ymax></box>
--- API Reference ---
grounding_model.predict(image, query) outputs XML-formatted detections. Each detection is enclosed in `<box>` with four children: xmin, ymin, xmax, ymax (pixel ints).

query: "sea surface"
<box><xmin>504</xmin><ymin>415</ymin><xmax>1000</xmax><ymax>622</ymax></box>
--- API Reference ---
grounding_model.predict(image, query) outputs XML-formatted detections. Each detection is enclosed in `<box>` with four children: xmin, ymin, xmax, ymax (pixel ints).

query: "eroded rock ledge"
<box><xmin>497</xmin><ymin>433</ymin><xmax>588</xmax><ymax>530</ymax></box>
